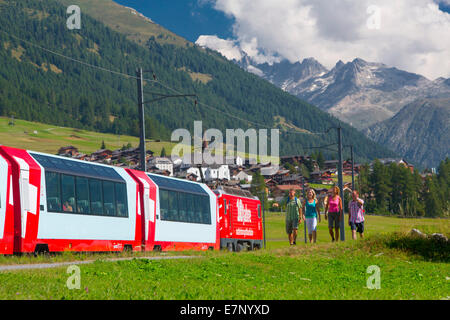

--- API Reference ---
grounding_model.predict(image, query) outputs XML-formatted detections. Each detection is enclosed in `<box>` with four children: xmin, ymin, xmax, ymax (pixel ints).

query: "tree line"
<box><xmin>0</xmin><ymin>0</ymin><xmax>396</xmax><ymax>163</ymax></box>
<box><xmin>357</xmin><ymin>158</ymin><xmax>450</xmax><ymax>217</ymax></box>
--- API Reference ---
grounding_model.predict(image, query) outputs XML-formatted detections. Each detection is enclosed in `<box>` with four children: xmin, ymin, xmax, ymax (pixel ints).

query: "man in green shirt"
<box><xmin>285</xmin><ymin>189</ymin><xmax>303</xmax><ymax>245</ymax></box>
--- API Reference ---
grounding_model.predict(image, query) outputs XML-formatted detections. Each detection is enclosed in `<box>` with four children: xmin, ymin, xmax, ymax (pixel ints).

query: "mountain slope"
<box><xmin>56</xmin><ymin>0</ymin><xmax>189</xmax><ymax>47</ymax></box>
<box><xmin>252</xmin><ymin>58</ymin><xmax>450</xmax><ymax>129</ymax></box>
<box><xmin>0</xmin><ymin>0</ymin><xmax>396</xmax><ymax>162</ymax></box>
<box><xmin>365</xmin><ymin>98</ymin><xmax>450</xmax><ymax>168</ymax></box>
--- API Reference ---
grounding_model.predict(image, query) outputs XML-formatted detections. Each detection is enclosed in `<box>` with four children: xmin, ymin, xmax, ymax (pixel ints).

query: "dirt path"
<box><xmin>0</xmin><ymin>255</ymin><xmax>200</xmax><ymax>272</ymax></box>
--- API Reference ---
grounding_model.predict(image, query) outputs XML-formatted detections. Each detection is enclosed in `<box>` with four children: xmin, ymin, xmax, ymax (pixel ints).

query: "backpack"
<box><xmin>286</xmin><ymin>196</ymin><xmax>301</xmax><ymax>210</ymax></box>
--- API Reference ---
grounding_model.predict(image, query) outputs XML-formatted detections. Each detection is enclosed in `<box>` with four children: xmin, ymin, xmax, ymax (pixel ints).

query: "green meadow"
<box><xmin>0</xmin><ymin>214</ymin><xmax>448</xmax><ymax>300</ymax></box>
<box><xmin>0</xmin><ymin>116</ymin><xmax>175</xmax><ymax>156</ymax></box>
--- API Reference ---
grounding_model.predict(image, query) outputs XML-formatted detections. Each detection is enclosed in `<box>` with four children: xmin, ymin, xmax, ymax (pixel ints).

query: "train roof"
<box><xmin>29</xmin><ymin>152</ymin><xmax>125</xmax><ymax>183</ymax></box>
<box><xmin>214</xmin><ymin>186</ymin><xmax>259</xmax><ymax>200</ymax></box>
<box><xmin>147</xmin><ymin>172</ymin><xmax>210</xmax><ymax>196</ymax></box>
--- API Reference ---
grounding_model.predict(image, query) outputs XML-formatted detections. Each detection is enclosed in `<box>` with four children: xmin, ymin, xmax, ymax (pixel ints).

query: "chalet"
<box><xmin>376</xmin><ymin>158</ymin><xmax>414</xmax><ymax>173</ymax></box>
<box><xmin>58</xmin><ymin>146</ymin><xmax>78</xmax><ymax>157</ymax></box>
<box><xmin>310</xmin><ymin>170</ymin><xmax>333</xmax><ymax>184</ymax></box>
<box><xmin>90</xmin><ymin>149</ymin><xmax>113</xmax><ymax>161</ymax></box>
<box><xmin>324</xmin><ymin>160</ymin><xmax>339</xmax><ymax>170</ymax></box>
<box><xmin>233</xmin><ymin>170</ymin><xmax>253</xmax><ymax>182</ymax></box>
<box><xmin>279</xmin><ymin>173</ymin><xmax>303</xmax><ymax>185</ymax></box>
<box><xmin>260</xmin><ymin>166</ymin><xmax>280</xmax><ymax>177</ymax></box>
<box><xmin>272</xmin><ymin>184</ymin><xmax>303</xmax><ymax>198</ymax></box>
<box><xmin>280</xmin><ymin>155</ymin><xmax>310</xmax><ymax>165</ymax></box>
<box><xmin>264</xmin><ymin>178</ymin><xmax>278</xmax><ymax>191</ymax></box>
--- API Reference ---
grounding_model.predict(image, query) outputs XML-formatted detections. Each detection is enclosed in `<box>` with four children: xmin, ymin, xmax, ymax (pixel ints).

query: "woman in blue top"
<box><xmin>302</xmin><ymin>189</ymin><xmax>321</xmax><ymax>243</ymax></box>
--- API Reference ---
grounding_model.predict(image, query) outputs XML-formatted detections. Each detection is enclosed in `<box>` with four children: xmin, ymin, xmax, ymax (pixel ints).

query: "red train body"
<box><xmin>215</xmin><ymin>187</ymin><xmax>263</xmax><ymax>251</ymax></box>
<box><xmin>0</xmin><ymin>146</ymin><xmax>261</xmax><ymax>254</ymax></box>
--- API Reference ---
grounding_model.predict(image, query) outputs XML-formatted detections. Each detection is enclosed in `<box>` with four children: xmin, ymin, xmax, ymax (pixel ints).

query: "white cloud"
<box><xmin>201</xmin><ymin>0</ymin><xmax>450</xmax><ymax>79</ymax></box>
<box><xmin>195</xmin><ymin>35</ymin><xmax>243</xmax><ymax>61</ymax></box>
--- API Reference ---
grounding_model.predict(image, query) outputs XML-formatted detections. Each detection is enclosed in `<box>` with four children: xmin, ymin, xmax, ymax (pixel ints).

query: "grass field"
<box><xmin>0</xmin><ymin>116</ymin><xmax>175</xmax><ymax>156</ymax></box>
<box><xmin>0</xmin><ymin>214</ymin><xmax>448</xmax><ymax>300</ymax></box>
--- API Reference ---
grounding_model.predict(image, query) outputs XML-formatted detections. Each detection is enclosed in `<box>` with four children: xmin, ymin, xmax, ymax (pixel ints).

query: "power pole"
<box><xmin>337</xmin><ymin>125</ymin><xmax>345</xmax><ymax>241</ymax></box>
<box><xmin>258</xmin><ymin>191</ymin><xmax>266</xmax><ymax>249</ymax></box>
<box><xmin>350</xmin><ymin>145</ymin><xmax>355</xmax><ymax>192</ymax></box>
<box><xmin>301</xmin><ymin>175</ymin><xmax>307</xmax><ymax>243</ymax></box>
<box><xmin>262</xmin><ymin>192</ymin><xmax>266</xmax><ymax>249</ymax></box>
<box><xmin>136</xmin><ymin>68</ymin><xmax>146</xmax><ymax>172</ymax></box>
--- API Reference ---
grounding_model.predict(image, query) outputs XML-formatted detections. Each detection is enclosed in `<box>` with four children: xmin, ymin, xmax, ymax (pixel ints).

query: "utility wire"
<box><xmin>2</xmin><ymin>28</ymin><xmax>334</xmax><ymax>140</ymax></box>
<box><xmin>0</xmin><ymin>29</ymin><xmax>157</xmax><ymax>83</ymax></box>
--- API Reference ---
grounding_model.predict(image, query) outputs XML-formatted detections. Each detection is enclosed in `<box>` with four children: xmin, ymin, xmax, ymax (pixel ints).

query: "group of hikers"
<box><xmin>284</xmin><ymin>186</ymin><xmax>365</xmax><ymax>245</ymax></box>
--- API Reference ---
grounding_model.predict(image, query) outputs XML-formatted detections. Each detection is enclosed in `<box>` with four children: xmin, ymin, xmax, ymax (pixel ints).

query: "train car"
<box><xmin>0</xmin><ymin>152</ymin><xmax>14</xmax><ymax>254</ymax></box>
<box><xmin>215</xmin><ymin>186</ymin><xmax>263</xmax><ymax>251</ymax></box>
<box><xmin>0</xmin><ymin>145</ymin><xmax>260</xmax><ymax>255</ymax></box>
<box><xmin>0</xmin><ymin>146</ymin><xmax>142</xmax><ymax>253</ymax></box>
<box><xmin>126</xmin><ymin>169</ymin><xmax>219</xmax><ymax>252</ymax></box>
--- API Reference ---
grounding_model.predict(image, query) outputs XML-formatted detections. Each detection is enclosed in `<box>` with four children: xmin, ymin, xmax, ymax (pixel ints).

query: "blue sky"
<box><xmin>115</xmin><ymin>0</ymin><xmax>234</xmax><ymax>42</ymax></box>
<box><xmin>115</xmin><ymin>1</ymin><xmax>450</xmax><ymax>79</ymax></box>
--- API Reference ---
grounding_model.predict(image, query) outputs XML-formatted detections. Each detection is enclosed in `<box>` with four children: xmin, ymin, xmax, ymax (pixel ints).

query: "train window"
<box><xmin>89</xmin><ymin>179</ymin><xmax>104</xmax><ymax>215</ymax></box>
<box><xmin>178</xmin><ymin>192</ymin><xmax>188</xmax><ymax>222</ymax></box>
<box><xmin>115</xmin><ymin>183</ymin><xmax>128</xmax><ymax>217</ymax></box>
<box><xmin>76</xmin><ymin>177</ymin><xmax>90</xmax><ymax>214</ymax></box>
<box><xmin>46</xmin><ymin>171</ymin><xmax>61</xmax><ymax>212</ymax></box>
<box><xmin>61</xmin><ymin>174</ymin><xmax>76</xmax><ymax>213</ymax></box>
<box><xmin>168</xmin><ymin>191</ymin><xmax>179</xmax><ymax>221</ymax></box>
<box><xmin>190</xmin><ymin>194</ymin><xmax>199</xmax><ymax>223</ymax></box>
<box><xmin>186</xmin><ymin>193</ymin><xmax>195</xmax><ymax>223</ymax></box>
<box><xmin>160</xmin><ymin>189</ymin><xmax>169</xmax><ymax>220</ymax></box>
<box><xmin>102</xmin><ymin>181</ymin><xmax>116</xmax><ymax>216</ymax></box>
<box><xmin>200</xmin><ymin>196</ymin><xmax>211</xmax><ymax>224</ymax></box>
<box><xmin>158</xmin><ymin>189</ymin><xmax>211</xmax><ymax>224</ymax></box>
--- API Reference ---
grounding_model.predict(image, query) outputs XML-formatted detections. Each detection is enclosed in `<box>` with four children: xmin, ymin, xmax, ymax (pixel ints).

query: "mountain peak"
<box><xmin>351</xmin><ymin>57</ymin><xmax>368</xmax><ymax>66</ymax></box>
<box><xmin>335</xmin><ymin>60</ymin><xmax>345</xmax><ymax>69</ymax></box>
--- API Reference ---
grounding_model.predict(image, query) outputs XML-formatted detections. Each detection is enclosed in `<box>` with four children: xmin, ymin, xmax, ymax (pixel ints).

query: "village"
<box><xmin>56</xmin><ymin>144</ymin><xmax>416</xmax><ymax>211</ymax></box>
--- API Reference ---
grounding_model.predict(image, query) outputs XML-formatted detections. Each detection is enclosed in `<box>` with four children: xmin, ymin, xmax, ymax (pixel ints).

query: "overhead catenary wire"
<box><xmin>0</xmin><ymin>29</ymin><xmax>158</xmax><ymax>83</ymax></box>
<box><xmin>1</xmin><ymin>28</ymin><xmax>334</xmax><ymax>139</ymax></box>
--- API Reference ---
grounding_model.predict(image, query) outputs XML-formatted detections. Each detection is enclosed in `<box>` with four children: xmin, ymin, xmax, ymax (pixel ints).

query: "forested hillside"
<box><xmin>366</xmin><ymin>98</ymin><xmax>450</xmax><ymax>169</ymax></box>
<box><xmin>0</xmin><ymin>0</ymin><xmax>396</xmax><ymax>162</ymax></box>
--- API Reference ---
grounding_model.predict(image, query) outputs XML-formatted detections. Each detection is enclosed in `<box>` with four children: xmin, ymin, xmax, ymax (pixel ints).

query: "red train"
<box><xmin>0</xmin><ymin>145</ymin><xmax>262</xmax><ymax>254</ymax></box>
<box><xmin>215</xmin><ymin>187</ymin><xmax>263</xmax><ymax>251</ymax></box>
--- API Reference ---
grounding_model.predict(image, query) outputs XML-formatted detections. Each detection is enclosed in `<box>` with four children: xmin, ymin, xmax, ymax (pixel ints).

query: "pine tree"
<box><xmin>317</xmin><ymin>151</ymin><xmax>325</xmax><ymax>170</ymax></box>
<box><xmin>251</xmin><ymin>171</ymin><xmax>267</xmax><ymax>207</ymax></box>
<box><xmin>422</xmin><ymin>176</ymin><xmax>443</xmax><ymax>217</ymax></box>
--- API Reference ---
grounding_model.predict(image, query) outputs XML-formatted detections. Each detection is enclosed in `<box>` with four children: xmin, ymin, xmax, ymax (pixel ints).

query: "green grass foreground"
<box><xmin>0</xmin><ymin>215</ymin><xmax>448</xmax><ymax>300</ymax></box>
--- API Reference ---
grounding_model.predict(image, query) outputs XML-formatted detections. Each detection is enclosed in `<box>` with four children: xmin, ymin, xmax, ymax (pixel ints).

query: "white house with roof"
<box><xmin>233</xmin><ymin>170</ymin><xmax>253</xmax><ymax>183</ymax></box>
<box><xmin>150</xmin><ymin>157</ymin><xmax>173</xmax><ymax>176</ymax></box>
<box><xmin>186</xmin><ymin>164</ymin><xmax>230</xmax><ymax>182</ymax></box>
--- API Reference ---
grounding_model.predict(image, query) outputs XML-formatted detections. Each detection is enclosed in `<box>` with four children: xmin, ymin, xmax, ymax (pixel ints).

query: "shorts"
<box><xmin>349</xmin><ymin>221</ymin><xmax>364</xmax><ymax>233</ymax></box>
<box><xmin>286</xmin><ymin>218</ymin><xmax>299</xmax><ymax>234</ymax></box>
<box><xmin>328</xmin><ymin>212</ymin><xmax>341</xmax><ymax>229</ymax></box>
<box><xmin>305</xmin><ymin>217</ymin><xmax>317</xmax><ymax>235</ymax></box>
